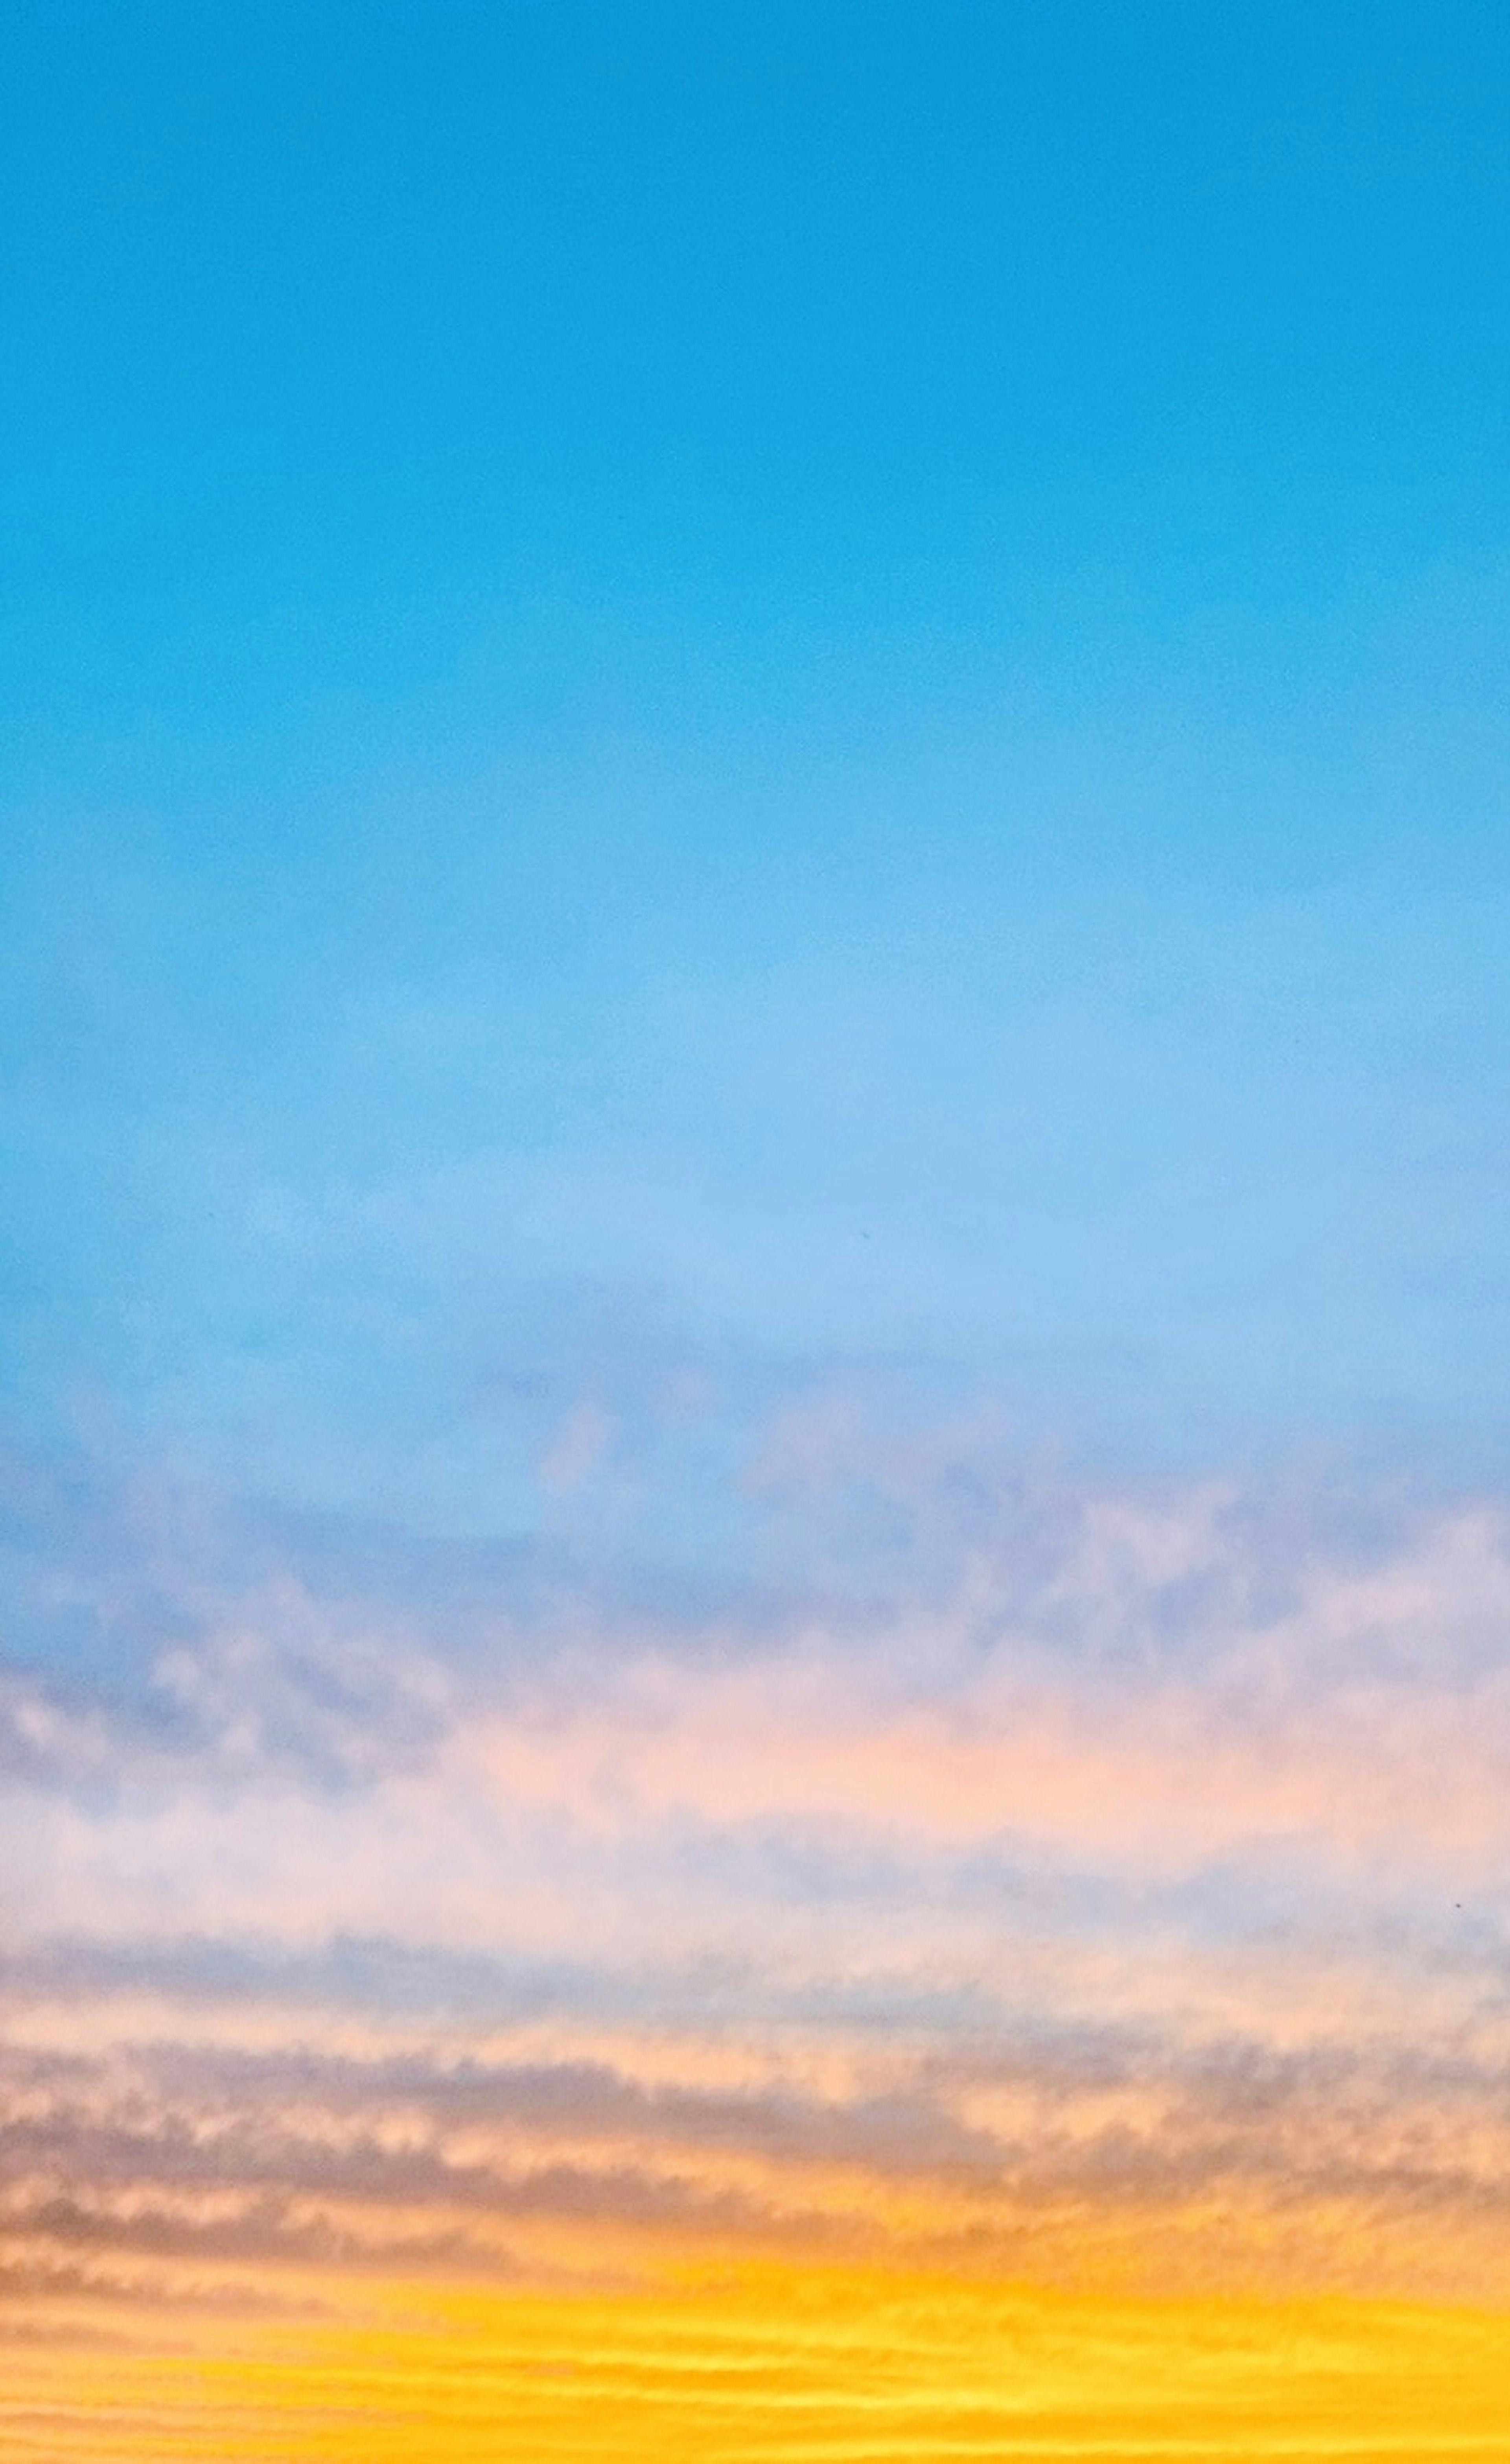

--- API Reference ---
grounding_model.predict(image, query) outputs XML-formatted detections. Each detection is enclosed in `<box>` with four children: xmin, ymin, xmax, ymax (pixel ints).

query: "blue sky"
<box><xmin>5</xmin><ymin>0</ymin><xmax>1510</xmax><ymax>1538</ymax></box>
<box><xmin>18</xmin><ymin>11</ymin><xmax>1510</xmax><ymax>2410</ymax></box>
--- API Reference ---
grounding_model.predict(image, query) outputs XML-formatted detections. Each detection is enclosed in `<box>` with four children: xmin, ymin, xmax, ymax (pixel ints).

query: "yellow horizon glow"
<box><xmin>9</xmin><ymin>2264</ymin><xmax>1510</xmax><ymax>2462</ymax></box>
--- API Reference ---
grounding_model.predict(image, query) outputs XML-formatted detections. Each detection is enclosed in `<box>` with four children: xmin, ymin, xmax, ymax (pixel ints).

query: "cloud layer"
<box><xmin>8</xmin><ymin>1411</ymin><xmax>1510</xmax><ymax>2375</ymax></box>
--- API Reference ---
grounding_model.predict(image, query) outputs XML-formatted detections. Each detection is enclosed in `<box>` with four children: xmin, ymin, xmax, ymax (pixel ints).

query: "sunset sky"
<box><xmin>7</xmin><ymin>4</ymin><xmax>1510</xmax><ymax>2456</ymax></box>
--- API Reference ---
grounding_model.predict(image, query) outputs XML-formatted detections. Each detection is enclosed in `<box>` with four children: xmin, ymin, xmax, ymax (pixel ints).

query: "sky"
<box><xmin>7</xmin><ymin>3</ymin><xmax>1510</xmax><ymax>2456</ymax></box>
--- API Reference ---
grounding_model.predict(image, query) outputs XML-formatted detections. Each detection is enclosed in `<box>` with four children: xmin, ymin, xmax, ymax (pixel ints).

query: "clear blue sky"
<box><xmin>5</xmin><ymin>0</ymin><xmax>1510</xmax><ymax>1542</ymax></box>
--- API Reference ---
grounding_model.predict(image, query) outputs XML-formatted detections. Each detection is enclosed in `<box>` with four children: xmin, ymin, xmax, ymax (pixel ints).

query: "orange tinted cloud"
<box><xmin>12</xmin><ymin>1481</ymin><xmax>1510</xmax><ymax>2449</ymax></box>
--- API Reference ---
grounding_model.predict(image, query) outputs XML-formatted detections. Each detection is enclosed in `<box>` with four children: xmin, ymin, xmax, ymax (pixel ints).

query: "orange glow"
<box><xmin>9</xmin><ymin>2265</ymin><xmax>1510</xmax><ymax>2461</ymax></box>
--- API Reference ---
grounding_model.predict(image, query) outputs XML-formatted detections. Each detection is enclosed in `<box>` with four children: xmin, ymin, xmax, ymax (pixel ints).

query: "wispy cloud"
<box><xmin>7</xmin><ymin>1409</ymin><xmax>1510</xmax><ymax>2342</ymax></box>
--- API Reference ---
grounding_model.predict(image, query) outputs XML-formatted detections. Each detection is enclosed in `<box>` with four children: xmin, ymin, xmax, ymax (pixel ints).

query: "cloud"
<box><xmin>9</xmin><ymin>1415</ymin><xmax>1510</xmax><ymax>2312</ymax></box>
<box><xmin>10</xmin><ymin>1494</ymin><xmax>1510</xmax><ymax>1969</ymax></box>
<box><xmin>9</xmin><ymin>1984</ymin><xmax>1510</xmax><ymax>2307</ymax></box>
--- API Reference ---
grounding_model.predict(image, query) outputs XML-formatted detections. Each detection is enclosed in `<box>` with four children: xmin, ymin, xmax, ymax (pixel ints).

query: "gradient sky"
<box><xmin>7</xmin><ymin>4</ymin><xmax>1510</xmax><ymax>2457</ymax></box>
